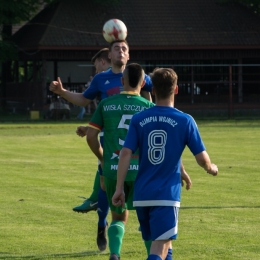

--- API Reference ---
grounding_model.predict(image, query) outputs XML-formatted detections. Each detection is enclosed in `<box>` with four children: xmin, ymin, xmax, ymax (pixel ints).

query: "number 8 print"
<box><xmin>148</xmin><ymin>130</ymin><xmax>167</xmax><ymax>165</ymax></box>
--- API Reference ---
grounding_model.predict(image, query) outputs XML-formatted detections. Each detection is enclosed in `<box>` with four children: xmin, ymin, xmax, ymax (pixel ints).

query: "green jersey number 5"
<box><xmin>117</xmin><ymin>114</ymin><xmax>133</xmax><ymax>146</ymax></box>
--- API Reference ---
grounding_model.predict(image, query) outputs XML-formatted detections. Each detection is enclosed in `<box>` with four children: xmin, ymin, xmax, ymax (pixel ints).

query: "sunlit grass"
<box><xmin>0</xmin><ymin>121</ymin><xmax>259</xmax><ymax>259</ymax></box>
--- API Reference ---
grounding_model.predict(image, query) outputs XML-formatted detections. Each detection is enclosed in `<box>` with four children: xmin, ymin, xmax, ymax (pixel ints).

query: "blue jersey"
<box><xmin>83</xmin><ymin>68</ymin><xmax>152</xmax><ymax>100</ymax></box>
<box><xmin>123</xmin><ymin>106</ymin><xmax>206</xmax><ymax>207</ymax></box>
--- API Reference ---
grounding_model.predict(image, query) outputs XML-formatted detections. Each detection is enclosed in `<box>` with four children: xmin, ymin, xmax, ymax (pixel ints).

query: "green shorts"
<box><xmin>104</xmin><ymin>176</ymin><xmax>135</xmax><ymax>214</ymax></box>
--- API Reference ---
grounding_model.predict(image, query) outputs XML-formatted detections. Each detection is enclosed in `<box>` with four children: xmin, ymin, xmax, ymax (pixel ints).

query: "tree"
<box><xmin>0</xmin><ymin>0</ymin><xmax>57</xmax><ymax>62</ymax></box>
<box><xmin>0</xmin><ymin>0</ymin><xmax>57</xmax><ymax>109</ymax></box>
<box><xmin>238</xmin><ymin>0</ymin><xmax>260</xmax><ymax>14</ymax></box>
<box><xmin>0</xmin><ymin>0</ymin><xmax>120</xmax><ymax>110</ymax></box>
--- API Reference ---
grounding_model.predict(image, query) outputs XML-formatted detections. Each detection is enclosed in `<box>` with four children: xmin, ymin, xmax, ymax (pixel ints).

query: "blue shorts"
<box><xmin>136</xmin><ymin>206</ymin><xmax>179</xmax><ymax>241</ymax></box>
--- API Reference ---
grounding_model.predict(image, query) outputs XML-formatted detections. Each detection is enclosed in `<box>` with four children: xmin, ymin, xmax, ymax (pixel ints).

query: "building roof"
<box><xmin>12</xmin><ymin>0</ymin><xmax>260</xmax><ymax>51</ymax></box>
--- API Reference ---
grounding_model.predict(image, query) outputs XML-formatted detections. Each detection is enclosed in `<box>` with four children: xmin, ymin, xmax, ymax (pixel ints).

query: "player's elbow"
<box><xmin>195</xmin><ymin>151</ymin><xmax>211</xmax><ymax>170</ymax></box>
<box><xmin>86</xmin><ymin>128</ymin><xmax>98</xmax><ymax>141</ymax></box>
<box><xmin>119</xmin><ymin>147</ymin><xmax>133</xmax><ymax>160</ymax></box>
<box><xmin>80</xmin><ymin>94</ymin><xmax>91</xmax><ymax>107</ymax></box>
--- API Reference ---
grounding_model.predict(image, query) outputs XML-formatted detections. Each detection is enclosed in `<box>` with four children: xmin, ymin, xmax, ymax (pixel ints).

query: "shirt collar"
<box><xmin>120</xmin><ymin>91</ymin><xmax>140</xmax><ymax>96</ymax></box>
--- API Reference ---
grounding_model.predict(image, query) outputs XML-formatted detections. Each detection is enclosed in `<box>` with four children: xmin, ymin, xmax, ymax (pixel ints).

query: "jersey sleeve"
<box><xmin>83</xmin><ymin>74</ymin><xmax>99</xmax><ymax>100</ymax></box>
<box><xmin>123</xmin><ymin>114</ymin><xmax>139</xmax><ymax>153</ymax></box>
<box><xmin>88</xmin><ymin>100</ymin><xmax>104</xmax><ymax>131</ymax></box>
<box><xmin>142</xmin><ymin>74</ymin><xmax>152</xmax><ymax>92</ymax></box>
<box><xmin>186</xmin><ymin>116</ymin><xmax>206</xmax><ymax>155</ymax></box>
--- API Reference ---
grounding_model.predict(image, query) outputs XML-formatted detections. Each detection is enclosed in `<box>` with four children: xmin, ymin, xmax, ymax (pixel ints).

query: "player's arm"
<box><xmin>49</xmin><ymin>77</ymin><xmax>91</xmax><ymax>107</ymax></box>
<box><xmin>112</xmin><ymin>147</ymin><xmax>132</xmax><ymax>208</ymax></box>
<box><xmin>195</xmin><ymin>151</ymin><xmax>218</xmax><ymax>176</ymax></box>
<box><xmin>86</xmin><ymin>127</ymin><xmax>103</xmax><ymax>164</ymax></box>
<box><xmin>180</xmin><ymin>161</ymin><xmax>192</xmax><ymax>190</ymax></box>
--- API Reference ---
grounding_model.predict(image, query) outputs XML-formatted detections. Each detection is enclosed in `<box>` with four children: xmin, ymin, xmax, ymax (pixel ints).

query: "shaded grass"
<box><xmin>0</xmin><ymin>121</ymin><xmax>260</xmax><ymax>259</ymax></box>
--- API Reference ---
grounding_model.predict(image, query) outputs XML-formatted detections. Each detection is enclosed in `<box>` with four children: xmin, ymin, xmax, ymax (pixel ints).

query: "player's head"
<box><xmin>151</xmin><ymin>68</ymin><xmax>178</xmax><ymax>99</ymax></box>
<box><xmin>108</xmin><ymin>40</ymin><xmax>129</xmax><ymax>67</ymax></box>
<box><xmin>122</xmin><ymin>63</ymin><xmax>145</xmax><ymax>90</ymax></box>
<box><xmin>91</xmin><ymin>48</ymin><xmax>111</xmax><ymax>73</ymax></box>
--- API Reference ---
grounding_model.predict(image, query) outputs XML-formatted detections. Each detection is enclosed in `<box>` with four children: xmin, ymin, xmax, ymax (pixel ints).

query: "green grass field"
<box><xmin>0</xmin><ymin>120</ymin><xmax>260</xmax><ymax>260</ymax></box>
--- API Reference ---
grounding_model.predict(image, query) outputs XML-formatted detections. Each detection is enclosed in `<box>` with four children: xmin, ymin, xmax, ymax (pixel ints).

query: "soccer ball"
<box><xmin>102</xmin><ymin>19</ymin><xmax>127</xmax><ymax>43</ymax></box>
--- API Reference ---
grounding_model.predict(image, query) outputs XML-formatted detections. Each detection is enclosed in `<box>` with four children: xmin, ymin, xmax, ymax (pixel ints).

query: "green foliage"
<box><xmin>0</xmin><ymin>0</ymin><xmax>51</xmax><ymax>24</ymax></box>
<box><xmin>0</xmin><ymin>0</ymin><xmax>57</xmax><ymax>63</ymax></box>
<box><xmin>0</xmin><ymin>40</ymin><xmax>17</xmax><ymax>62</ymax></box>
<box><xmin>219</xmin><ymin>0</ymin><xmax>260</xmax><ymax>14</ymax></box>
<box><xmin>0</xmin><ymin>121</ymin><xmax>260</xmax><ymax>259</ymax></box>
<box><xmin>237</xmin><ymin>0</ymin><xmax>260</xmax><ymax>13</ymax></box>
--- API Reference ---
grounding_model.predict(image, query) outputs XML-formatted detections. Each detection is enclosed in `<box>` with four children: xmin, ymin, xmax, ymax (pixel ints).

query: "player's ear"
<box><xmin>140</xmin><ymin>79</ymin><xmax>146</xmax><ymax>88</ymax></box>
<box><xmin>174</xmin><ymin>85</ymin><xmax>179</xmax><ymax>94</ymax></box>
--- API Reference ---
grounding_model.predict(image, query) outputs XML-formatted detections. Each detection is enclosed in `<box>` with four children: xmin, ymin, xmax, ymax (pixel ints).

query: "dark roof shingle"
<box><xmin>12</xmin><ymin>0</ymin><xmax>260</xmax><ymax>51</ymax></box>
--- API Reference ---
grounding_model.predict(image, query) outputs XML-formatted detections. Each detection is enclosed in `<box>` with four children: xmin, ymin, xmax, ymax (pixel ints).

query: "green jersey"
<box><xmin>89</xmin><ymin>92</ymin><xmax>154</xmax><ymax>181</ymax></box>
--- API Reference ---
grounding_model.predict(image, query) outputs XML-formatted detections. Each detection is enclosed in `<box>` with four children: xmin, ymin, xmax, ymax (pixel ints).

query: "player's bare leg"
<box><xmin>148</xmin><ymin>240</ymin><xmax>171</xmax><ymax>260</ymax></box>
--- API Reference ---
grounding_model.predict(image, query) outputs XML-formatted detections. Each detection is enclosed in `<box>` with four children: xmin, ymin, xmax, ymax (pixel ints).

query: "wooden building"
<box><xmin>9</xmin><ymin>0</ymin><xmax>260</xmax><ymax>117</ymax></box>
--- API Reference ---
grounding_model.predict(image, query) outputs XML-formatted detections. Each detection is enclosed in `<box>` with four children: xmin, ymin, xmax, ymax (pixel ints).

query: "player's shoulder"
<box><xmin>139</xmin><ymin>96</ymin><xmax>154</xmax><ymax>107</ymax></box>
<box><xmin>93</xmin><ymin>68</ymin><xmax>112</xmax><ymax>80</ymax></box>
<box><xmin>174</xmin><ymin>108</ymin><xmax>193</xmax><ymax>119</ymax></box>
<box><xmin>132</xmin><ymin>104</ymin><xmax>155</xmax><ymax>119</ymax></box>
<box><xmin>99</xmin><ymin>93</ymin><xmax>120</xmax><ymax>104</ymax></box>
<box><xmin>172</xmin><ymin>108</ymin><xmax>198</xmax><ymax>126</ymax></box>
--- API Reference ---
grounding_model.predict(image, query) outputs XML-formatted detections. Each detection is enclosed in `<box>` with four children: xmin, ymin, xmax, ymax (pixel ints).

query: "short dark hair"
<box><xmin>151</xmin><ymin>68</ymin><xmax>178</xmax><ymax>99</ymax></box>
<box><xmin>91</xmin><ymin>48</ymin><xmax>110</xmax><ymax>63</ymax></box>
<box><xmin>123</xmin><ymin>63</ymin><xmax>144</xmax><ymax>89</ymax></box>
<box><xmin>109</xmin><ymin>40</ymin><xmax>129</xmax><ymax>51</ymax></box>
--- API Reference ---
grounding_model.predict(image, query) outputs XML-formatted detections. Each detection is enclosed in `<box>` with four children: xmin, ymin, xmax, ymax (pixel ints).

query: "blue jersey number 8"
<box><xmin>148</xmin><ymin>130</ymin><xmax>167</xmax><ymax>165</ymax></box>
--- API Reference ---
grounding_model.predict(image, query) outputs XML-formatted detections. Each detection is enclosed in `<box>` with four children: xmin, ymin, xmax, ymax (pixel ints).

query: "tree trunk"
<box><xmin>1</xmin><ymin>24</ymin><xmax>13</xmax><ymax>109</ymax></box>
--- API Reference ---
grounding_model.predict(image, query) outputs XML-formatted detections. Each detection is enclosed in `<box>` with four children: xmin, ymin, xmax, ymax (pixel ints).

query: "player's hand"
<box><xmin>76</xmin><ymin>126</ymin><xmax>88</xmax><ymax>137</ymax></box>
<box><xmin>112</xmin><ymin>189</ymin><xmax>125</xmax><ymax>208</ymax></box>
<box><xmin>207</xmin><ymin>164</ymin><xmax>218</xmax><ymax>176</ymax></box>
<box><xmin>49</xmin><ymin>77</ymin><xmax>64</xmax><ymax>95</ymax></box>
<box><xmin>181</xmin><ymin>171</ymin><xmax>192</xmax><ymax>190</ymax></box>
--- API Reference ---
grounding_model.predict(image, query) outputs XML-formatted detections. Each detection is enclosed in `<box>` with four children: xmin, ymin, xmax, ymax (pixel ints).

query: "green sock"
<box><xmin>88</xmin><ymin>171</ymin><xmax>100</xmax><ymax>201</ymax></box>
<box><xmin>144</xmin><ymin>240</ymin><xmax>152</xmax><ymax>256</ymax></box>
<box><xmin>108</xmin><ymin>221</ymin><xmax>125</xmax><ymax>257</ymax></box>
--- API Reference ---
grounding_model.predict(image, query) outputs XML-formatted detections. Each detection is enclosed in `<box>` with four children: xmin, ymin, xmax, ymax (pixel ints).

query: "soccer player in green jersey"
<box><xmin>86</xmin><ymin>63</ymin><xmax>154</xmax><ymax>260</ymax></box>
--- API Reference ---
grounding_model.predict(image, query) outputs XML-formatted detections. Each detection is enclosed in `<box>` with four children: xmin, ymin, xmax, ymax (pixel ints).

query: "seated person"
<box><xmin>46</xmin><ymin>96</ymin><xmax>70</xmax><ymax>119</ymax></box>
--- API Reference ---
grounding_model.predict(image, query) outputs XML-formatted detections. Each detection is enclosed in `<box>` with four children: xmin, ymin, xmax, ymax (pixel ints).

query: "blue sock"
<box><xmin>147</xmin><ymin>255</ymin><xmax>162</xmax><ymax>260</ymax></box>
<box><xmin>97</xmin><ymin>188</ymin><xmax>109</xmax><ymax>227</ymax></box>
<box><xmin>165</xmin><ymin>248</ymin><xmax>172</xmax><ymax>260</ymax></box>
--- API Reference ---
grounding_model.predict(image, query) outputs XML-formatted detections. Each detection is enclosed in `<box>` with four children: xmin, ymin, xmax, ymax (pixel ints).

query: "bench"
<box><xmin>49</xmin><ymin>109</ymin><xmax>70</xmax><ymax>120</ymax></box>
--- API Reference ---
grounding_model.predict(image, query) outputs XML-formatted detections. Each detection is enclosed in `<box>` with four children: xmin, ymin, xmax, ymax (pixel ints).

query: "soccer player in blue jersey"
<box><xmin>73</xmin><ymin>48</ymin><xmax>111</xmax><ymax>214</ymax></box>
<box><xmin>112</xmin><ymin>68</ymin><xmax>218</xmax><ymax>260</ymax></box>
<box><xmin>49</xmin><ymin>41</ymin><xmax>153</xmax><ymax>251</ymax></box>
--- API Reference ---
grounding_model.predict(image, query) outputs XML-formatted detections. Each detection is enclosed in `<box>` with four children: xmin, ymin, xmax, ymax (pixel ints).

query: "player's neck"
<box><xmin>111</xmin><ymin>64</ymin><xmax>126</xmax><ymax>74</ymax></box>
<box><xmin>156</xmin><ymin>97</ymin><xmax>175</xmax><ymax>107</ymax></box>
<box><xmin>121</xmin><ymin>85</ymin><xmax>140</xmax><ymax>95</ymax></box>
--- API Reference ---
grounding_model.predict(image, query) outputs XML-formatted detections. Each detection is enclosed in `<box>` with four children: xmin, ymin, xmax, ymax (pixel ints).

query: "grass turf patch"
<box><xmin>0</xmin><ymin>121</ymin><xmax>260</xmax><ymax>259</ymax></box>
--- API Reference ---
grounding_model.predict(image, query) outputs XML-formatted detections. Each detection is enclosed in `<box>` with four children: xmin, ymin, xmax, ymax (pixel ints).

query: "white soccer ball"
<box><xmin>102</xmin><ymin>19</ymin><xmax>127</xmax><ymax>43</ymax></box>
